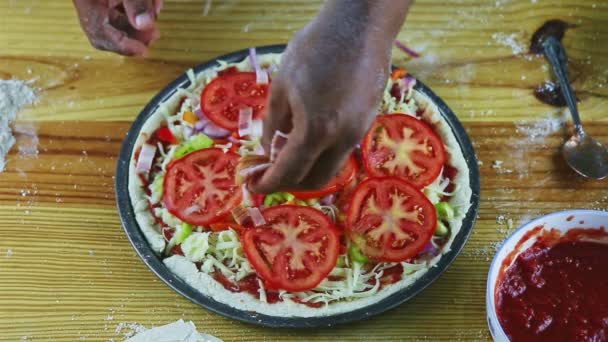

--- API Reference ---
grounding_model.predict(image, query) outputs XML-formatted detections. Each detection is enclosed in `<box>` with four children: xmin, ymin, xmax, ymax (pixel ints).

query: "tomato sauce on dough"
<box><xmin>495</xmin><ymin>227</ymin><xmax>608</xmax><ymax>341</ymax></box>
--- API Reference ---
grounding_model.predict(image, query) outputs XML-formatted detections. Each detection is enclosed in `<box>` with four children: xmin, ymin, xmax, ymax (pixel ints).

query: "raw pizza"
<box><xmin>128</xmin><ymin>49</ymin><xmax>472</xmax><ymax>317</ymax></box>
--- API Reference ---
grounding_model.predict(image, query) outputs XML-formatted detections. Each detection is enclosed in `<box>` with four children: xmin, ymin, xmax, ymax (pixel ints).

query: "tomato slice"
<box><xmin>252</xmin><ymin>193</ymin><xmax>265</xmax><ymax>207</ymax></box>
<box><xmin>241</xmin><ymin>205</ymin><xmax>340</xmax><ymax>292</ymax></box>
<box><xmin>291</xmin><ymin>155</ymin><xmax>358</xmax><ymax>200</ymax></box>
<box><xmin>361</xmin><ymin>114</ymin><xmax>446</xmax><ymax>188</ymax></box>
<box><xmin>163</xmin><ymin>148</ymin><xmax>242</xmax><ymax>226</ymax></box>
<box><xmin>201</xmin><ymin>72</ymin><xmax>270</xmax><ymax>131</ymax></box>
<box><xmin>346</xmin><ymin>176</ymin><xmax>436</xmax><ymax>262</ymax></box>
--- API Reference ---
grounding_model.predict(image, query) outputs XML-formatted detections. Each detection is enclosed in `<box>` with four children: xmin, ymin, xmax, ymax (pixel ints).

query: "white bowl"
<box><xmin>486</xmin><ymin>209</ymin><xmax>608</xmax><ymax>341</ymax></box>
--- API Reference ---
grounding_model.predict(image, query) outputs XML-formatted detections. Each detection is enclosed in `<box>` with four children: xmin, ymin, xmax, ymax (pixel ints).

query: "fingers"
<box><xmin>133</xmin><ymin>27</ymin><xmax>160</xmax><ymax>45</ymax></box>
<box><xmin>254</xmin><ymin>78</ymin><xmax>320</xmax><ymax>193</ymax></box>
<box><xmin>109</xmin><ymin>7</ymin><xmax>159</xmax><ymax>47</ymax></box>
<box><xmin>250</xmin><ymin>133</ymin><xmax>324</xmax><ymax>194</ymax></box>
<box><xmin>250</xmin><ymin>84</ymin><xmax>323</xmax><ymax>193</ymax></box>
<box><xmin>99</xmin><ymin>20</ymin><xmax>149</xmax><ymax>56</ymax></box>
<box><xmin>261</xmin><ymin>79</ymin><xmax>292</xmax><ymax>151</ymax></box>
<box><xmin>294</xmin><ymin>145</ymin><xmax>353</xmax><ymax>191</ymax></box>
<box><xmin>253</xmin><ymin>77</ymin><xmax>352</xmax><ymax>194</ymax></box>
<box><xmin>123</xmin><ymin>0</ymin><xmax>157</xmax><ymax>30</ymax></box>
<box><xmin>73</xmin><ymin>0</ymin><xmax>158</xmax><ymax>56</ymax></box>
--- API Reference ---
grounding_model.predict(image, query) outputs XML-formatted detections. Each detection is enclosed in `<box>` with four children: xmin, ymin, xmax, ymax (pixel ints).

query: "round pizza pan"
<box><xmin>115</xmin><ymin>44</ymin><xmax>481</xmax><ymax>328</ymax></box>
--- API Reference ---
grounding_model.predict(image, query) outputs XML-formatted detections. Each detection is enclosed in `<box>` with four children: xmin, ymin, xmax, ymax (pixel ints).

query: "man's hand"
<box><xmin>73</xmin><ymin>0</ymin><xmax>162</xmax><ymax>56</ymax></box>
<box><xmin>251</xmin><ymin>0</ymin><xmax>411</xmax><ymax>194</ymax></box>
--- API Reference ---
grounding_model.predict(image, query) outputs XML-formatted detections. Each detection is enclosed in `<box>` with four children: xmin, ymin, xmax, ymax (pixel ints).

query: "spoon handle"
<box><xmin>541</xmin><ymin>36</ymin><xmax>584</xmax><ymax>135</ymax></box>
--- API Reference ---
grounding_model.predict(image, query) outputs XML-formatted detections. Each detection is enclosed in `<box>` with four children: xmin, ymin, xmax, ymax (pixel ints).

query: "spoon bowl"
<box><xmin>563</xmin><ymin>133</ymin><xmax>608</xmax><ymax>179</ymax></box>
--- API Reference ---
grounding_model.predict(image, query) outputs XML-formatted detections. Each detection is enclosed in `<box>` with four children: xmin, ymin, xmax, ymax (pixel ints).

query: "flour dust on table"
<box><xmin>0</xmin><ymin>79</ymin><xmax>37</xmax><ymax>172</ymax></box>
<box><xmin>121</xmin><ymin>319</ymin><xmax>222</xmax><ymax>342</ymax></box>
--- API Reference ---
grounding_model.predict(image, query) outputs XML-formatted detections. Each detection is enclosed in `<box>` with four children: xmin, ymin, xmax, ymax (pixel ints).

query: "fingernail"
<box><xmin>155</xmin><ymin>1</ymin><xmax>163</xmax><ymax>15</ymax></box>
<box><xmin>135</xmin><ymin>13</ymin><xmax>153</xmax><ymax>29</ymax></box>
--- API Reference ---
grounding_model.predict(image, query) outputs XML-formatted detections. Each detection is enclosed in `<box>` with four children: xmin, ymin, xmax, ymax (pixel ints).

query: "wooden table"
<box><xmin>1</xmin><ymin>0</ymin><xmax>607</xmax><ymax>340</ymax></box>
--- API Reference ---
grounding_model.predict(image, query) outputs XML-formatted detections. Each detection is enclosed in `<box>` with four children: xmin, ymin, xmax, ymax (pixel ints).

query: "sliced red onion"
<box><xmin>238</xmin><ymin>107</ymin><xmax>253</xmax><ymax>137</ymax></box>
<box><xmin>394</xmin><ymin>40</ymin><xmax>420</xmax><ymax>58</ymax></box>
<box><xmin>183</xmin><ymin>126</ymin><xmax>193</xmax><ymax>140</ymax></box>
<box><xmin>248</xmin><ymin>207</ymin><xmax>266</xmax><ymax>227</ymax></box>
<box><xmin>193</xmin><ymin>108</ymin><xmax>211</xmax><ymax>133</ymax></box>
<box><xmin>320</xmin><ymin>194</ymin><xmax>336</xmax><ymax>206</ymax></box>
<box><xmin>250</xmin><ymin>119</ymin><xmax>263</xmax><ymax>138</ymax></box>
<box><xmin>405</xmin><ymin>76</ymin><xmax>417</xmax><ymax>91</ymax></box>
<box><xmin>231</xmin><ymin>205</ymin><xmax>251</xmax><ymax>225</ymax></box>
<box><xmin>238</xmin><ymin>163</ymin><xmax>272</xmax><ymax>178</ymax></box>
<box><xmin>421</xmin><ymin>241</ymin><xmax>440</xmax><ymax>257</ymax></box>
<box><xmin>194</xmin><ymin>107</ymin><xmax>206</xmax><ymax>120</ymax></box>
<box><xmin>248</xmin><ymin>47</ymin><xmax>258</xmax><ymax>68</ymax></box>
<box><xmin>249</xmin><ymin>47</ymin><xmax>269</xmax><ymax>85</ymax></box>
<box><xmin>397</xmin><ymin>78</ymin><xmax>407</xmax><ymax>101</ymax></box>
<box><xmin>136</xmin><ymin>143</ymin><xmax>157</xmax><ymax>173</ymax></box>
<box><xmin>236</xmin><ymin>154</ymin><xmax>271</xmax><ymax>185</ymax></box>
<box><xmin>270</xmin><ymin>131</ymin><xmax>289</xmax><ymax>162</ymax></box>
<box><xmin>183</xmin><ymin>204</ymin><xmax>201</xmax><ymax>216</ymax></box>
<box><xmin>203</xmin><ymin>122</ymin><xmax>231</xmax><ymax>138</ymax></box>
<box><xmin>241</xmin><ymin>184</ymin><xmax>253</xmax><ymax>206</ymax></box>
<box><xmin>266</xmin><ymin>63</ymin><xmax>278</xmax><ymax>75</ymax></box>
<box><xmin>194</xmin><ymin>120</ymin><xmax>208</xmax><ymax>132</ymax></box>
<box><xmin>256</xmin><ymin>69</ymin><xmax>269</xmax><ymax>85</ymax></box>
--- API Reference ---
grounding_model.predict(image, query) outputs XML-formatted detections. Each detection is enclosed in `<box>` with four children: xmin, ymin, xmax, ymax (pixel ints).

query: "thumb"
<box><xmin>123</xmin><ymin>0</ymin><xmax>156</xmax><ymax>30</ymax></box>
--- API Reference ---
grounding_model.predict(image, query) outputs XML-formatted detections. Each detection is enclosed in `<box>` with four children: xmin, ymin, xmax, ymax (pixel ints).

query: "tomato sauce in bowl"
<box><xmin>496</xmin><ymin>230</ymin><xmax>608</xmax><ymax>341</ymax></box>
<box><xmin>486</xmin><ymin>210</ymin><xmax>608</xmax><ymax>342</ymax></box>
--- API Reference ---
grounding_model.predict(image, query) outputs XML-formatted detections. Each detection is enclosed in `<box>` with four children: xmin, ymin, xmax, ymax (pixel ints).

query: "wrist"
<box><xmin>317</xmin><ymin>0</ymin><xmax>411</xmax><ymax>46</ymax></box>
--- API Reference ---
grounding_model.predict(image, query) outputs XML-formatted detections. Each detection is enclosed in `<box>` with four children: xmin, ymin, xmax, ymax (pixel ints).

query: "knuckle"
<box><xmin>89</xmin><ymin>38</ymin><xmax>108</xmax><ymax>51</ymax></box>
<box><xmin>127</xmin><ymin>0</ymin><xmax>152</xmax><ymax>12</ymax></box>
<box><xmin>305</xmin><ymin>116</ymin><xmax>339</xmax><ymax>143</ymax></box>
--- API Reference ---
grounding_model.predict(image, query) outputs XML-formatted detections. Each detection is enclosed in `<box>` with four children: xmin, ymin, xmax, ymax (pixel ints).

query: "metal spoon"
<box><xmin>541</xmin><ymin>35</ymin><xmax>608</xmax><ymax>180</ymax></box>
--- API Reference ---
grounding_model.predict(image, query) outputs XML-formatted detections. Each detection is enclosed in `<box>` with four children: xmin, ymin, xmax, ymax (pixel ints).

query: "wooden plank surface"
<box><xmin>1</xmin><ymin>0</ymin><xmax>607</xmax><ymax>341</ymax></box>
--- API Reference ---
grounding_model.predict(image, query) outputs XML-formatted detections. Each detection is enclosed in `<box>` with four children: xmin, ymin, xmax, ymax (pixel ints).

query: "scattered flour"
<box><xmin>491</xmin><ymin>32</ymin><xmax>526</xmax><ymax>55</ymax></box>
<box><xmin>5</xmin><ymin>249</ymin><xmax>13</xmax><ymax>257</ymax></box>
<box><xmin>13</xmin><ymin>122</ymin><xmax>39</xmax><ymax>156</ymax></box>
<box><xmin>496</xmin><ymin>215</ymin><xmax>515</xmax><ymax>235</ymax></box>
<box><xmin>515</xmin><ymin>114</ymin><xmax>565</xmax><ymax>140</ymax></box>
<box><xmin>0</xmin><ymin>80</ymin><xmax>37</xmax><ymax>172</ymax></box>
<box><xmin>491</xmin><ymin>160</ymin><xmax>513</xmax><ymax>174</ymax></box>
<box><xmin>114</xmin><ymin>323</ymin><xmax>148</xmax><ymax>340</ymax></box>
<box><xmin>118</xmin><ymin>320</ymin><xmax>222</xmax><ymax>342</ymax></box>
